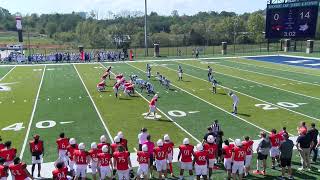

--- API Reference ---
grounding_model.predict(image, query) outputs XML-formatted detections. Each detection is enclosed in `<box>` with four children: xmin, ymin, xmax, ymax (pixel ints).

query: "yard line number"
<box><xmin>1</xmin><ymin>120</ymin><xmax>71</xmax><ymax>132</ymax></box>
<box><xmin>255</xmin><ymin>102</ymin><xmax>305</xmax><ymax>111</ymax></box>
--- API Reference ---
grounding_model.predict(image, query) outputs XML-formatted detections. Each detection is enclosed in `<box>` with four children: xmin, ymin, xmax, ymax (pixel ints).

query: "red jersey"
<box><xmin>203</xmin><ymin>143</ymin><xmax>218</xmax><ymax>159</ymax></box>
<box><xmin>67</xmin><ymin>145</ymin><xmax>78</xmax><ymax>161</ymax></box>
<box><xmin>269</xmin><ymin>133</ymin><xmax>281</xmax><ymax>147</ymax></box>
<box><xmin>222</xmin><ymin>144</ymin><xmax>234</xmax><ymax>159</ymax></box>
<box><xmin>179</xmin><ymin>144</ymin><xmax>194</xmax><ymax>163</ymax></box>
<box><xmin>0</xmin><ymin>164</ymin><xmax>8</xmax><ymax>177</ymax></box>
<box><xmin>194</xmin><ymin>151</ymin><xmax>208</xmax><ymax>166</ymax></box>
<box><xmin>9</xmin><ymin>163</ymin><xmax>28</xmax><ymax>180</ymax></box>
<box><xmin>98</xmin><ymin>143</ymin><xmax>110</xmax><ymax>153</ymax></box>
<box><xmin>120</xmin><ymin>139</ymin><xmax>128</xmax><ymax>150</ymax></box>
<box><xmin>137</xmin><ymin>151</ymin><xmax>149</xmax><ymax>164</ymax></box>
<box><xmin>0</xmin><ymin>144</ymin><xmax>4</xmax><ymax>151</ymax></box>
<box><xmin>98</xmin><ymin>82</ymin><xmax>106</xmax><ymax>87</ymax></box>
<box><xmin>113</xmin><ymin>151</ymin><xmax>130</xmax><ymax>170</ymax></box>
<box><xmin>74</xmin><ymin>150</ymin><xmax>89</xmax><ymax>165</ymax></box>
<box><xmin>29</xmin><ymin>140</ymin><xmax>44</xmax><ymax>154</ymax></box>
<box><xmin>233</xmin><ymin>146</ymin><xmax>246</xmax><ymax>162</ymax></box>
<box><xmin>98</xmin><ymin>153</ymin><xmax>112</xmax><ymax>167</ymax></box>
<box><xmin>56</xmin><ymin>138</ymin><xmax>69</xmax><ymax>150</ymax></box>
<box><xmin>111</xmin><ymin>143</ymin><xmax>122</xmax><ymax>153</ymax></box>
<box><xmin>163</xmin><ymin>142</ymin><xmax>174</xmax><ymax>155</ymax></box>
<box><xmin>153</xmin><ymin>147</ymin><xmax>167</xmax><ymax>160</ymax></box>
<box><xmin>149</xmin><ymin>98</ymin><xmax>157</xmax><ymax>106</ymax></box>
<box><xmin>89</xmin><ymin>149</ymin><xmax>99</xmax><ymax>161</ymax></box>
<box><xmin>0</xmin><ymin>148</ymin><xmax>17</xmax><ymax>162</ymax></box>
<box><xmin>52</xmin><ymin>167</ymin><xmax>68</xmax><ymax>180</ymax></box>
<box><xmin>114</xmin><ymin>83</ymin><xmax>121</xmax><ymax>89</ymax></box>
<box><xmin>242</xmin><ymin>140</ymin><xmax>254</xmax><ymax>155</ymax></box>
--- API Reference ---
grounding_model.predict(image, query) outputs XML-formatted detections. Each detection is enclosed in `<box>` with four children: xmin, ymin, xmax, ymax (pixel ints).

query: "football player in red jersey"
<box><xmin>269</xmin><ymin>129</ymin><xmax>281</xmax><ymax>169</ymax></box>
<box><xmin>193</xmin><ymin>144</ymin><xmax>208</xmax><ymax>180</ymax></box>
<box><xmin>111</xmin><ymin>136</ymin><xmax>122</xmax><ymax>154</ymax></box>
<box><xmin>0</xmin><ymin>157</ymin><xmax>8</xmax><ymax>180</ymax></box>
<box><xmin>113</xmin><ymin>146</ymin><xmax>132</xmax><ymax>180</ymax></box>
<box><xmin>29</xmin><ymin>135</ymin><xmax>44</xmax><ymax>177</ymax></box>
<box><xmin>178</xmin><ymin>138</ymin><xmax>194</xmax><ymax>180</ymax></box>
<box><xmin>137</xmin><ymin>144</ymin><xmax>150</xmax><ymax>180</ymax></box>
<box><xmin>97</xmin><ymin>80</ymin><xmax>106</xmax><ymax>92</ymax></box>
<box><xmin>242</xmin><ymin>136</ymin><xmax>254</xmax><ymax>177</ymax></box>
<box><xmin>0</xmin><ymin>141</ymin><xmax>17</xmax><ymax>166</ymax></box>
<box><xmin>98</xmin><ymin>145</ymin><xmax>113</xmax><ymax>180</ymax></box>
<box><xmin>9</xmin><ymin>157</ymin><xmax>33</xmax><ymax>180</ymax></box>
<box><xmin>89</xmin><ymin>142</ymin><xmax>99</xmax><ymax>180</ymax></box>
<box><xmin>98</xmin><ymin>135</ymin><xmax>111</xmax><ymax>153</ymax></box>
<box><xmin>117</xmin><ymin>131</ymin><xmax>128</xmax><ymax>151</ymax></box>
<box><xmin>154</xmin><ymin>139</ymin><xmax>168</xmax><ymax>179</ymax></box>
<box><xmin>203</xmin><ymin>135</ymin><xmax>218</xmax><ymax>179</ymax></box>
<box><xmin>163</xmin><ymin>134</ymin><xmax>174</xmax><ymax>177</ymax></box>
<box><xmin>73</xmin><ymin>143</ymin><xmax>90</xmax><ymax>180</ymax></box>
<box><xmin>232</xmin><ymin>139</ymin><xmax>246</xmax><ymax>180</ymax></box>
<box><xmin>101</xmin><ymin>66</ymin><xmax>112</xmax><ymax>81</ymax></box>
<box><xmin>145</xmin><ymin>94</ymin><xmax>158</xmax><ymax>119</ymax></box>
<box><xmin>222</xmin><ymin>140</ymin><xmax>234</xmax><ymax>180</ymax></box>
<box><xmin>113</xmin><ymin>82</ymin><xmax>121</xmax><ymax>98</ymax></box>
<box><xmin>52</xmin><ymin>161</ymin><xmax>68</xmax><ymax>180</ymax></box>
<box><xmin>66</xmin><ymin>138</ymin><xmax>78</xmax><ymax>176</ymax></box>
<box><xmin>56</xmin><ymin>133</ymin><xmax>69</xmax><ymax>163</ymax></box>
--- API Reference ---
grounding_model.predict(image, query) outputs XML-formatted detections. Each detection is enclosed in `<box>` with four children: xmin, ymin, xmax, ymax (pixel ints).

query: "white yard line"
<box><xmin>100</xmin><ymin>62</ymin><xmax>201</xmax><ymax>144</ymax></box>
<box><xmin>73</xmin><ymin>64</ymin><xmax>114</xmax><ymax>143</ymax></box>
<box><xmin>225</xmin><ymin>59</ymin><xmax>320</xmax><ymax>77</ymax></box>
<box><xmin>181</xmin><ymin>61</ymin><xmax>320</xmax><ymax>101</ymax></box>
<box><xmin>215</xmin><ymin>62</ymin><xmax>320</xmax><ymax>87</ymax></box>
<box><xmin>0</xmin><ymin>66</ymin><xmax>16</xmax><ymax>81</ymax></box>
<box><xmin>175</xmin><ymin>62</ymin><xmax>320</xmax><ymax>122</ymax></box>
<box><xmin>20</xmin><ymin>65</ymin><xmax>46</xmax><ymax>159</ymax></box>
<box><xmin>126</xmin><ymin>62</ymin><xmax>271</xmax><ymax>136</ymax></box>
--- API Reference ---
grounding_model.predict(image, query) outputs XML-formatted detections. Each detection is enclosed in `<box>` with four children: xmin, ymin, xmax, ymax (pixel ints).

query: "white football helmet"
<box><xmin>235</xmin><ymin>139</ymin><xmax>242</xmax><ymax>147</ymax></box>
<box><xmin>100</xmin><ymin>135</ymin><xmax>107</xmax><ymax>143</ymax></box>
<box><xmin>183</xmin><ymin>138</ymin><xmax>189</xmax><ymax>145</ymax></box>
<box><xmin>102</xmin><ymin>145</ymin><xmax>109</xmax><ymax>153</ymax></box>
<box><xmin>69</xmin><ymin>138</ymin><xmax>76</xmax><ymax>145</ymax></box>
<box><xmin>196</xmin><ymin>143</ymin><xmax>203</xmax><ymax>151</ymax></box>
<box><xmin>114</xmin><ymin>136</ymin><xmax>120</xmax><ymax>143</ymax></box>
<box><xmin>157</xmin><ymin>139</ymin><xmax>163</xmax><ymax>146</ymax></box>
<box><xmin>117</xmin><ymin>131</ymin><xmax>124</xmax><ymax>139</ymax></box>
<box><xmin>164</xmin><ymin>134</ymin><xmax>170</xmax><ymax>141</ymax></box>
<box><xmin>142</xmin><ymin>144</ymin><xmax>148</xmax><ymax>152</ymax></box>
<box><xmin>207</xmin><ymin>135</ymin><xmax>215</xmax><ymax>144</ymax></box>
<box><xmin>78</xmin><ymin>143</ymin><xmax>85</xmax><ymax>150</ymax></box>
<box><xmin>91</xmin><ymin>142</ymin><xmax>97</xmax><ymax>149</ymax></box>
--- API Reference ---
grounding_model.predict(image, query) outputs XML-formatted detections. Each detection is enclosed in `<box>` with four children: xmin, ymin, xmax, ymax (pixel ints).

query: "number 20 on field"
<box><xmin>255</xmin><ymin>102</ymin><xmax>306</xmax><ymax>111</ymax></box>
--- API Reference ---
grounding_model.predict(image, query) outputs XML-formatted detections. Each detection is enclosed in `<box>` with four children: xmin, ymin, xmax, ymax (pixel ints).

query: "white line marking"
<box><xmin>188</xmin><ymin>111</ymin><xmax>200</xmax><ymax>114</ymax></box>
<box><xmin>0</xmin><ymin>66</ymin><xmax>16</xmax><ymax>81</ymax></box>
<box><xmin>60</xmin><ymin>121</ymin><xmax>74</xmax><ymax>124</ymax></box>
<box><xmin>126</xmin><ymin>62</ymin><xmax>269</xmax><ymax>136</ymax></box>
<box><xmin>133</xmin><ymin>148</ymin><xmax>138</xmax><ymax>152</ymax></box>
<box><xmin>73</xmin><ymin>64</ymin><xmax>114</xmax><ymax>143</ymax></box>
<box><xmin>215</xmin><ymin>63</ymin><xmax>320</xmax><ymax>87</ymax></box>
<box><xmin>109</xmin><ymin>62</ymin><xmax>201</xmax><ymax>144</ymax></box>
<box><xmin>165</xmin><ymin>63</ymin><xmax>319</xmax><ymax>123</ymax></box>
<box><xmin>20</xmin><ymin>65</ymin><xmax>46</xmax><ymax>159</ymax></box>
<box><xmin>183</xmin><ymin>61</ymin><xmax>320</xmax><ymax>101</ymax></box>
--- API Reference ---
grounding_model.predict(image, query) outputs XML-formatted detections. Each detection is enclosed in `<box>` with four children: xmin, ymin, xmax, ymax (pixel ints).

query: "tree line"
<box><xmin>0</xmin><ymin>7</ymin><xmax>319</xmax><ymax>49</ymax></box>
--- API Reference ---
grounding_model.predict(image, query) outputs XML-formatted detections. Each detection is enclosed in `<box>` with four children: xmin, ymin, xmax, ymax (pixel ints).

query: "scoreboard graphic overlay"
<box><xmin>266</xmin><ymin>0</ymin><xmax>320</xmax><ymax>39</ymax></box>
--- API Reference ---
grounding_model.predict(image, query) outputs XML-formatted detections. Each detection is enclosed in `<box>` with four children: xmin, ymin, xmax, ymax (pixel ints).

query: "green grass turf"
<box><xmin>220</xmin><ymin>59</ymin><xmax>320</xmax><ymax>85</ymax></box>
<box><xmin>74</xmin><ymin>63</ymin><xmax>195</xmax><ymax>151</ymax></box>
<box><xmin>109</xmin><ymin>62</ymin><xmax>261</xmax><ymax>141</ymax></box>
<box><xmin>22</xmin><ymin>65</ymin><xmax>109</xmax><ymax>162</ymax></box>
<box><xmin>179</xmin><ymin>60</ymin><xmax>320</xmax><ymax>121</ymax></box>
<box><xmin>130</xmin><ymin>61</ymin><xmax>317</xmax><ymax>136</ymax></box>
<box><xmin>0</xmin><ymin>66</ymin><xmax>44</xmax><ymax>152</ymax></box>
<box><xmin>0</xmin><ymin>66</ymin><xmax>13</xmax><ymax>78</ymax></box>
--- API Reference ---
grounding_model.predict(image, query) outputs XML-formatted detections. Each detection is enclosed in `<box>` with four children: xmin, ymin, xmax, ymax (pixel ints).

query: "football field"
<box><xmin>1</xmin><ymin>55</ymin><xmax>320</xmax><ymax>179</ymax></box>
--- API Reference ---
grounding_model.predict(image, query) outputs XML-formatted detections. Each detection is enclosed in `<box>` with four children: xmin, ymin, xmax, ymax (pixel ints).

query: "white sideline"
<box><xmin>176</xmin><ymin>62</ymin><xmax>320</xmax><ymax>122</ymax></box>
<box><xmin>73</xmin><ymin>64</ymin><xmax>114</xmax><ymax>143</ymax></box>
<box><xmin>99</xmin><ymin>62</ymin><xmax>201</xmax><ymax>144</ymax></box>
<box><xmin>126</xmin><ymin>62</ymin><xmax>270</xmax><ymax>135</ymax></box>
<box><xmin>20</xmin><ymin>66</ymin><xmax>46</xmax><ymax>159</ymax></box>
<box><xmin>21</xmin><ymin>136</ymin><xmax>299</xmax><ymax>178</ymax></box>
<box><xmin>215</xmin><ymin>62</ymin><xmax>320</xmax><ymax>87</ymax></box>
<box><xmin>0</xmin><ymin>66</ymin><xmax>16</xmax><ymax>81</ymax></box>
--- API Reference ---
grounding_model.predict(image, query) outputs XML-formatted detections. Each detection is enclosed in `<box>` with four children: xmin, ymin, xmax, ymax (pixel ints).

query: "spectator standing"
<box><xmin>138</xmin><ymin>128</ymin><xmax>149</xmax><ymax>151</ymax></box>
<box><xmin>254</xmin><ymin>132</ymin><xmax>271</xmax><ymax>175</ymax></box>
<box><xmin>296</xmin><ymin>128</ymin><xmax>312</xmax><ymax>171</ymax></box>
<box><xmin>307</xmin><ymin>123</ymin><xmax>319</xmax><ymax>162</ymax></box>
<box><xmin>279</xmin><ymin>133</ymin><xmax>294</xmax><ymax>180</ymax></box>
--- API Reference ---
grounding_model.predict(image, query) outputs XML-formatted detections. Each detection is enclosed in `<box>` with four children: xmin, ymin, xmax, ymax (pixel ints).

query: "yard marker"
<box><xmin>106</xmin><ymin>62</ymin><xmax>202</xmax><ymax>144</ymax></box>
<box><xmin>20</xmin><ymin>65</ymin><xmax>46</xmax><ymax>159</ymax></box>
<box><xmin>73</xmin><ymin>64</ymin><xmax>114</xmax><ymax>143</ymax></box>
<box><xmin>177</xmin><ymin>62</ymin><xmax>320</xmax><ymax>121</ymax></box>
<box><xmin>0</xmin><ymin>66</ymin><xmax>16</xmax><ymax>81</ymax></box>
<box><xmin>60</xmin><ymin>121</ymin><xmax>74</xmax><ymax>124</ymax></box>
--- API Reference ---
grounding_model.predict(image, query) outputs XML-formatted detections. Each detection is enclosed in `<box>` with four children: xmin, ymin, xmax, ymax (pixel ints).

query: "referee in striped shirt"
<box><xmin>211</xmin><ymin>120</ymin><xmax>221</xmax><ymax>134</ymax></box>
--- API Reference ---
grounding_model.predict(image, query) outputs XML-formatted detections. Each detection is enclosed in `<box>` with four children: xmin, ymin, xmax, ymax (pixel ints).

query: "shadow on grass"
<box><xmin>238</xmin><ymin>113</ymin><xmax>251</xmax><ymax>117</ymax></box>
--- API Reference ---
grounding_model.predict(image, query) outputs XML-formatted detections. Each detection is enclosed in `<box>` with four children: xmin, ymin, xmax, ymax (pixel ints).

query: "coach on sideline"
<box><xmin>279</xmin><ymin>133</ymin><xmax>294</xmax><ymax>180</ymax></box>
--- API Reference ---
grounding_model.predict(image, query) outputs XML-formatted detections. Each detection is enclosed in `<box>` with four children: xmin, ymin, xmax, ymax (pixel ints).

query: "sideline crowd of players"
<box><xmin>0</xmin><ymin>121</ymin><xmax>319</xmax><ymax>180</ymax></box>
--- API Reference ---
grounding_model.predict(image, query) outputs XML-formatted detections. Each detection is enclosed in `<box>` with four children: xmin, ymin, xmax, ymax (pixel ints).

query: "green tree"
<box><xmin>247</xmin><ymin>13</ymin><xmax>265</xmax><ymax>43</ymax></box>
